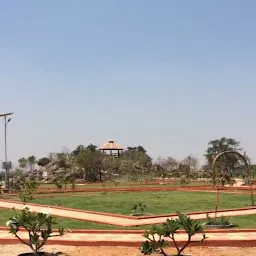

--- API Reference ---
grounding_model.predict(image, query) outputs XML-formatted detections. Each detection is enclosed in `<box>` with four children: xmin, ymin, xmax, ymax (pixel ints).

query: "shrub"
<box><xmin>132</xmin><ymin>202</ymin><xmax>147</xmax><ymax>214</ymax></box>
<box><xmin>141</xmin><ymin>212</ymin><xmax>207</xmax><ymax>256</ymax></box>
<box><xmin>205</xmin><ymin>213</ymin><xmax>231</xmax><ymax>226</ymax></box>
<box><xmin>6</xmin><ymin>205</ymin><xmax>66</xmax><ymax>255</ymax></box>
<box><xmin>179</xmin><ymin>175</ymin><xmax>189</xmax><ymax>186</ymax></box>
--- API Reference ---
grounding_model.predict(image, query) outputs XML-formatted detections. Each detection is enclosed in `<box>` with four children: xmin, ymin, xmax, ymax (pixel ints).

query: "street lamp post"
<box><xmin>0</xmin><ymin>112</ymin><xmax>13</xmax><ymax>190</ymax></box>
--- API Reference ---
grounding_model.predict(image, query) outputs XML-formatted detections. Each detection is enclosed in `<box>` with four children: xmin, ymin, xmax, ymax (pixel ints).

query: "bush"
<box><xmin>141</xmin><ymin>212</ymin><xmax>207</xmax><ymax>256</ymax></box>
<box><xmin>205</xmin><ymin>213</ymin><xmax>231</xmax><ymax>226</ymax></box>
<box><xmin>6</xmin><ymin>206</ymin><xmax>66</xmax><ymax>255</ymax></box>
<box><xmin>179</xmin><ymin>175</ymin><xmax>189</xmax><ymax>186</ymax></box>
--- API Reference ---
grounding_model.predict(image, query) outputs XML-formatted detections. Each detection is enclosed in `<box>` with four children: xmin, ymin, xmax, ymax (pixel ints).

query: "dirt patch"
<box><xmin>1</xmin><ymin>245</ymin><xmax>256</xmax><ymax>256</ymax></box>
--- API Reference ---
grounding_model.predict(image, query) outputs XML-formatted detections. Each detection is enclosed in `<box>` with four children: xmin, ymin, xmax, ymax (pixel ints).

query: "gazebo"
<box><xmin>99</xmin><ymin>139</ymin><xmax>125</xmax><ymax>157</ymax></box>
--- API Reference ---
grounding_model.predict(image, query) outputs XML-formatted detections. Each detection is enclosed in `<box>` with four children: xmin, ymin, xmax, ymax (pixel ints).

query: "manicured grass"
<box><xmin>1</xmin><ymin>190</ymin><xmax>255</xmax><ymax>230</ymax></box>
<box><xmin>30</xmin><ymin>191</ymin><xmax>253</xmax><ymax>215</ymax></box>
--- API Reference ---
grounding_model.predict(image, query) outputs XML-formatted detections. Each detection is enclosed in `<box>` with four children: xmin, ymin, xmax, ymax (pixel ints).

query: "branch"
<box><xmin>15</xmin><ymin>233</ymin><xmax>33</xmax><ymax>250</ymax></box>
<box><xmin>178</xmin><ymin>233</ymin><xmax>191</xmax><ymax>255</ymax></box>
<box><xmin>170</xmin><ymin>234</ymin><xmax>180</xmax><ymax>253</ymax></box>
<box><xmin>160</xmin><ymin>248</ymin><xmax>168</xmax><ymax>256</ymax></box>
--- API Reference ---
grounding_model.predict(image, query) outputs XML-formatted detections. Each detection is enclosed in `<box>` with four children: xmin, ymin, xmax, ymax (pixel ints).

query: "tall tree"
<box><xmin>205</xmin><ymin>137</ymin><xmax>242</xmax><ymax>172</ymax></box>
<box><xmin>18</xmin><ymin>158</ymin><xmax>28</xmax><ymax>169</ymax></box>
<box><xmin>75</xmin><ymin>148</ymin><xmax>104</xmax><ymax>181</ymax></box>
<box><xmin>27</xmin><ymin>155</ymin><xmax>37</xmax><ymax>172</ymax></box>
<box><xmin>37</xmin><ymin>157</ymin><xmax>51</xmax><ymax>167</ymax></box>
<box><xmin>205</xmin><ymin>137</ymin><xmax>242</xmax><ymax>162</ymax></box>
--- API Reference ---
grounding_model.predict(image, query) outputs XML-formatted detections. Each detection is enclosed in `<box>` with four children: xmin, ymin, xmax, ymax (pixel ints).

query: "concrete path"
<box><xmin>1</xmin><ymin>229</ymin><xmax>256</xmax><ymax>247</ymax></box>
<box><xmin>1</xmin><ymin>200</ymin><xmax>256</xmax><ymax>227</ymax></box>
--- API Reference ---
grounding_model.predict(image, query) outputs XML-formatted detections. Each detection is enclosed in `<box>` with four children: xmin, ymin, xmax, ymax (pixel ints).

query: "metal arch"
<box><xmin>212</xmin><ymin>150</ymin><xmax>251</xmax><ymax>186</ymax></box>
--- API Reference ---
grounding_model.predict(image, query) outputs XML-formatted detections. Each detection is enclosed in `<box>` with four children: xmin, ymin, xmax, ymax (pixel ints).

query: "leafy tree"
<box><xmin>86</xmin><ymin>143</ymin><xmax>97</xmax><ymax>152</ymax></box>
<box><xmin>127</xmin><ymin>145</ymin><xmax>147</xmax><ymax>153</ymax></box>
<box><xmin>205</xmin><ymin>137</ymin><xmax>242</xmax><ymax>164</ymax></box>
<box><xmin>37</xmin><ymin>157</ymin><xmax>51</xmax><ymax>167</ymax></box>
<box><xmin>27</xmin><ymin>155</ymin><xmax>37</xmax><ymax>172</ymax></box>
<box><xmin>121</xmin><ymin>150</ymin><xmax>152</xmax><ymax>181</ymax></box>
<box><xmin>18</xmin><ymin>157</ymin><xmax>28</xmax><ymax>169</ymax></box>
<box><xmin>71</xmin><ymin>145</ymin><xmax>86</xmax><ymax>157</ymax></box>
<box><xmin>75</xmin><ymin>148</ymin><xmax>104</xmax><ymax>181</ymax></box>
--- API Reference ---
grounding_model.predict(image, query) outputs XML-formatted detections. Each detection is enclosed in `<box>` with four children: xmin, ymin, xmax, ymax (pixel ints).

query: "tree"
<box><xmin>86</xmin><ymin>143</ymin><xmax>97</xmax><ymax>152</ymax></box>
<box><xmin>75</xmin><ymin>148</ymin><xmax>104</xmax><ymax>181</ymax></box>
<box><xmin>37</xmin><ymin>157</ymin><xmax>51</xmax><ymax>167</ymax></box>
<box><xmin>18</xmin><ymin>158</ymin><xmax>28</xmax><ymax>169</ymax></box>
<box><xmin>205</xmin><ymin>137</ymin><xmax>242</xmax><ymax>164</ymax></box>
<box><xmin>127</xmin><ymin>145</ymin><xmax>147</xmax><ymax>153</ymax></box>
<box><xmin>27</xmin><ymin>155</ymin><xmax>37</xmax><ymax>172</ymax></box>
<box><xmin>121</xmin><ymin>150</ymin><xmax>152</xmax><ymax>181</ymax></box>
<box><xmin>71</xmin><ymin>145</ymin><xmax>85</xmax><ymax>157</ymax></box>
<box><xmin>205</xmin><ymin>137</ymin><xmax>242</xmax><ymax>175</ymax></box>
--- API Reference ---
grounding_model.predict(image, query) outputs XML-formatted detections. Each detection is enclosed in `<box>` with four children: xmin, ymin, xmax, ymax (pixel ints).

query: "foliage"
<box><xmin>206</xmin><ymin>213</ymin><xmax>231</xmax><ymax>226</ymax></box>
<box><xmin>37</xmin><ymin>157</ymin><xmax>51</xmax><ymax>167</ymax></box>
<box><xmin>6</xmin><ymin>206</ymin><xmax>65</xmax><ymax>255</ymax></box>
<box><xmin>132</xmin><ymin>202</ymin><xmax>147</xmax><ymax>214</ymax></box>
<box><xmin>141</xmin><ymin>212</ymin><xmax>207</xmax><ymax>256</ymax></box>
<box><xmin>179</xmin><ymin>175</ymin><xmax>189</xmax><ymax>186</ymax></box>
<box><xmin>75</xmin><ymin>148</ymin><xmax>104</xmax><ymax>181</ymax></box>
<box><xmin>19</xmin><ymin>178</ymin><xmax>39</xmax><ymax>203</ymax></box>
<box><xmin>18</xmin><ymin>157</ymin><xmax>28</xmax><ymax>169</ymax></box>
<box><xmin>8</xmin><ymin>170</ymin><xmax>39</xmax><ymax>202</ymax></box>
<box><xmin>27</xmin><ymin>155</ymin><xmax>37</xmax><ymax>171</ymax></box>
<box><xmin>205</xmin><ymin>137</ymin><xmax>242</xmax><ymax>170</ymax></box>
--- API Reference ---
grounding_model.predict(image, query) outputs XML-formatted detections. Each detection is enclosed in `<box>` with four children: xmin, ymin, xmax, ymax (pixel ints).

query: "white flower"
<box><xmin>22</xmin><ymin>205</ymin><xmax>32</xmax><ymax>212</ymax></box>
<box><xmin>41</xmin><ymin>208</ymin><xmax>52</xmax><ymax>215</ymax></box>
<box><xmin>6</xmin><ymin>220</ymin><xmax>12</xmax><ymax>226</ymax></box>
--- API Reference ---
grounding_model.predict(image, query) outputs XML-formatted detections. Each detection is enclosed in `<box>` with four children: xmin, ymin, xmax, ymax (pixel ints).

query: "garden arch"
<box><xmin>212</xmin><ymin>150</ymin><xmax>251</xmax><ymax>186</ymax></box>
<box><xmin>212</xmin><ymin>150</ymin><xmax>254</xmax><ymax>205</ymax></box>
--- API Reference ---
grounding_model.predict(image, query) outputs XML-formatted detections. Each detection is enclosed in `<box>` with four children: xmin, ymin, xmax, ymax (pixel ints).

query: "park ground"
<box><xmin>1</xmin><ymin>189</ymin><xmax>256</xmax><ymax>229</ymax></box>
<box><xmin>1</xmin><ymin>245</ymin><xmax>256</xmax><ymax>256</ymax></box>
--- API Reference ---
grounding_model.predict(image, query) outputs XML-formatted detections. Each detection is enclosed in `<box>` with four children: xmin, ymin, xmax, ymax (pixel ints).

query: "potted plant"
<box><xmin>203</xmin><ymin>213</ymin><xmax>233</xmax><ymax>229</ymax></box>
<box><xmin>141</xmin><ymin>212</ymin><xmax>207</xmax><ymax>256</ymax></box>
<box><xmin>131</xmin><ymin>202</ymin><xmax>149</xmax><ymax>216</ymax></box>
<box><xmin>6</xmin><ymin>205</ymin><xmax>66</xmax><ymax>255</ymax></box>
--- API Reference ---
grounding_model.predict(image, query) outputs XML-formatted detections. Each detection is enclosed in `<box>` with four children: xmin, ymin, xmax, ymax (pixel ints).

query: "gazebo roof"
<box><xmin>99</xmin><ymin>139</ymin><xmax>125</xmax><ymax>150</ymax></box>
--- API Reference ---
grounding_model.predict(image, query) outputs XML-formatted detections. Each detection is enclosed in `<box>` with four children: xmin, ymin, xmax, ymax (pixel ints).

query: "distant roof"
<box><xmin>99</xmin><ymin>139</ymin><xmax>125</xmax><ymax>150</ymax></box>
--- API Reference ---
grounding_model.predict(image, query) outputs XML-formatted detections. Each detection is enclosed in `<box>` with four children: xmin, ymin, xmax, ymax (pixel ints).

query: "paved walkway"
<box><xmin>1</xmin><ymin>229</ymin><xmax>256</xmax><ymax>247</ymax></box>
<box><xmin>1</xmin><ymin>200</ymin><xmax>256</xmax><ymax>227</ymax></box>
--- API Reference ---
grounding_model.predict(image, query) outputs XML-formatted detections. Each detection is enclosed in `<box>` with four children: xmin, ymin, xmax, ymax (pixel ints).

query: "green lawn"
<box><xmin>1</xmin><ymin>190</ymin><xmax>255</xmax><ymax>229</ymax></box>
<box><xmin>31</xmin><ymin>191</ymin><xmax>252</xmax><ymax>215</ymax></box>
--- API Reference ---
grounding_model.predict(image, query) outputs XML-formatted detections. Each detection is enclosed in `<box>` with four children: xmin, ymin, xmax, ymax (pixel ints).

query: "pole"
<box><xmin>4</xmin><ymin>116</ymin><xmax>8</xmax><ymax>189</ymax></box>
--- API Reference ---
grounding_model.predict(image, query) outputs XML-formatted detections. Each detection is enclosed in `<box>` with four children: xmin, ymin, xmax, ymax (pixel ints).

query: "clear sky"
<box><xmin>0</xmin><ymin>0</ymin><xmax>256</xmax><ymax>165</ymax></box>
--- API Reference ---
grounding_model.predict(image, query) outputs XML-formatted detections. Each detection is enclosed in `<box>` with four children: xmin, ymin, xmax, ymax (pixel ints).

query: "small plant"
<box><xmin>179</xmin><ymin>175</ymin><xmax>189</xmax><ymax>187</ymax></box>
<box><xmin>132</xmin><ymin>202</ymin><xmax>147</xmax><ymax>214</ymax></box>
<box><xmin>19</xmin><ymin>178</ymin><xmax>39</xmax><ymax>203</ymax></box>
<box><xmin>205</xmin><ymin>213</ymin><xmax>231</xmax><ymax>227</ymax></box>
<box><xmin>55</xmin><ymin>181</ymin><xmax>63</xmax><ymax>190</ymax></box>
<box><xmin>114</xmin><ymin>180</ymin><xmax>120</xmax><ymax>187</ymax></box>
<box><xmin>220</xmin><ymin>216</ymin><xmax>230</xmax><ymax>226</ymax></box>
<box><xmin>6</xmin><ymin>205</ymin><xmax>66</xmax><ymax>255</ymax></box>
<box><xmin>141</xmin><ymin>212</ymin><xmax>207</xmax><ymax>256</ymax></box>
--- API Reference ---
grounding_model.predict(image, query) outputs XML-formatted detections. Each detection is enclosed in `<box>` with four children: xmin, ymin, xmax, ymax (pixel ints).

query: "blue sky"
<box><xmin>0</xmin><ymin>0</ymin><xmax>256</xmax><ymax>165</ymax></box>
